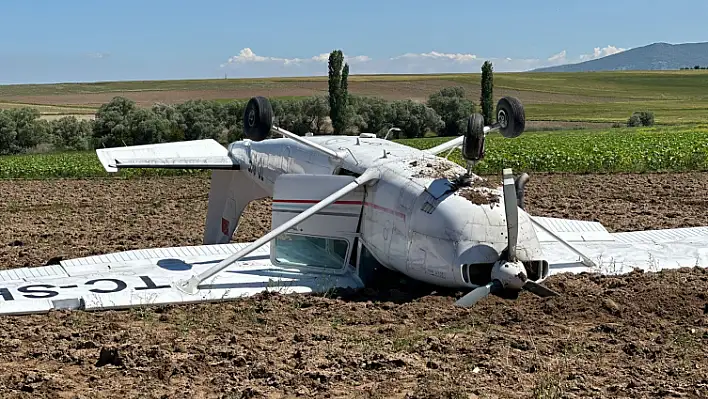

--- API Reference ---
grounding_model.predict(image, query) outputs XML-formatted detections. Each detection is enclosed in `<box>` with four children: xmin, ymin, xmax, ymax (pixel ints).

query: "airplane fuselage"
<box><xmin>222</xmin><ymin>134</ymin><xmax>549</xmax><ymax>290</ymax></box>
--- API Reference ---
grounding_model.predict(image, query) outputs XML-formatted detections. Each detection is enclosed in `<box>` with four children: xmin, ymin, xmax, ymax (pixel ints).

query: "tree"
<box><xmin>387</xmin><ymin>100</ymin><xmax>444</xmax><ymax>138</ymax></box>
<box><xmin>6</xmin><ymin>107</ymin><xmax>49</xmax><ymax>150</ymax></box>
<box><xmin>152</xmin><ymin>103</ymin><xmax>187</xmax><ymax>142</ymax></box>
<box><xmin>92</xmin><ymin>96</ymin><xmax>137</xmax><ymax>147</ymax></box>
<box><xmin>426</xmin><ymin>87</ymin><xmax>475</xmax><ymax>136</ymax></box>
<box><xmin>128</xmin><ymin>108</ymin><xmax>170</xmax><ymax>145</ymax></box>
<box><xmin>349</xmin><ymin>96</ymin><xmax>390</xmax><ymax>134</ymax></box>
<box><xmin>301</xmin><ymin>96</ymin><xmax>330</xmax><ymax>134</ymax></box>
<box><xmin>328</xmin><ymin>50</ymin><xmax>350</xmax><ymax>134</ymax></box>
<box><xmin>627</xmin><ymin>111</ymin><xmax>654</xmax><ymax>127</ymax></box>
<box><xmin>480</xmin><ymin>61</ymin><xmax>494</xmax><ymax>123</ymax></box>
<box><xmin>0</xmin><ymin>111</ymin><xmax>19</xmax><ymax>155</ymax></box>
<box><xmin>175</xmin><ymin>100</ymin><xmax>223</xmax><ymax>141</ymax></box>
<box><xmin>50</xmin><ymin>116</ymin><xmax>92</xmax><ymax>151</ymax></box>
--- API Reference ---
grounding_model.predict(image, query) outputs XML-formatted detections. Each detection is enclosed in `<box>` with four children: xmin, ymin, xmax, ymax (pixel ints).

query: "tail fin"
<box><xmin>203</xmin><ymin>170</ymin><xmax>269</xmax><ymax>244</ymax></box>
<box><xmin>95</xmin><ymin>139</ymin><xmax>267</xmax><ymax>244</ymax></box>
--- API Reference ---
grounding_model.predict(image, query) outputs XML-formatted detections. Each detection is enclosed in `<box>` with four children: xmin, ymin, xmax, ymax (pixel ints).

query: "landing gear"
<box><xmin>243</xmin><ymin>96</ymin><xmax>274</xmax><ymax>142</ymax></box>
<box><xmin>496</xmin><ymin>96</ymin><xmax>525</xmax><ymax>138</ymax></box>
<box><xmin>459</xmin><ymin>96</ymin><xmax>526</xmax><ymax>168</ymax></box>
<box><xmin>462</xmin><ymin>113</ymin><xmax>485</xmax><ymax>174</ymax></box>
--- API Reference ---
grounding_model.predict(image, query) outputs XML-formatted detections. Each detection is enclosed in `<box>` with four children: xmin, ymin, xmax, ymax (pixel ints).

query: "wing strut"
<box><xmin>530</xmin><ymin>217</ymin><xmax>597</xmax><ymax>267</ymax></box>
<box><xmin>272</xmin><ymin>126</ymin><xmax>342</xmax><ymax>160</ymax></box>
<box><xmin>174</xmin><ymin>168</ymin><xmax>381</xmax><ymax>294</ymax></box>
<box><xmin>422</xmin><ymin>126</ymin><xmax>493</xmax><ymax>156</ymax></box>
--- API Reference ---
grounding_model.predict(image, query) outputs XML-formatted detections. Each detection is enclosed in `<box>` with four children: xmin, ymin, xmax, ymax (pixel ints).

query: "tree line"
<box><xmin>0</xmin><ymin>51</ymin><xmax>496</xmax><ymax>155</ymax></box>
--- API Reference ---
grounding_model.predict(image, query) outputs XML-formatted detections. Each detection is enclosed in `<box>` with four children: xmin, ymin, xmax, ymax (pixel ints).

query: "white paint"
<box><xmin>0</xmin><ymin>243</ymin><xmax>362</xmax><ymax>315</ymax></box>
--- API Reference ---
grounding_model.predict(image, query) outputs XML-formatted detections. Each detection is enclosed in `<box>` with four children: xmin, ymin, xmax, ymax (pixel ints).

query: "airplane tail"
<box><xmin>203</xmin><ymin>170</ymin><xmax>268</xmax><ymax>244</ymax></box>
<box><xmin>96</xmin><ymin>139</ymin><xmax>267</xmax><ymax>244</ymax></box>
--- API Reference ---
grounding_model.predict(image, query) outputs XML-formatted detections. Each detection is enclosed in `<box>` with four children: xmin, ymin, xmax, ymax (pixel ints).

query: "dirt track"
<box><xmin>0</xmin><ymin>173</ymin><xmax>707</xmax><ymax>398</ymax></box>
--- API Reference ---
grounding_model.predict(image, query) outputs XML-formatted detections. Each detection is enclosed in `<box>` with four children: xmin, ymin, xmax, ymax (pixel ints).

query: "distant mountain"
<box><xmin>532</xmin><ymin>42</ymin><xmax>708</xmax><ymax>72</ymax></box>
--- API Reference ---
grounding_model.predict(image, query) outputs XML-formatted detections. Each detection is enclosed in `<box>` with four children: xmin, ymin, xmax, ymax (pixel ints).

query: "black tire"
<box><xmin>243</xmin><ymin>96</ymin><xmax>273</xmax><ymax>141</ymax></box>
<box><xmin>496</xmin><ymin>97</ymin><xmax>525</xmax><ymax>138</ymax></box>
<box><xmin>462</xmin><ymin>113</ymin><xmax>486</xmax><ymax>162</ymax></box>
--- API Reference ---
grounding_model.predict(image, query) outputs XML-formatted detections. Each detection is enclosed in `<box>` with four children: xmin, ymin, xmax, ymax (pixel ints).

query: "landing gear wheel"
<box><xmin>243</xmin><ymin>96</ymin><xmax>274</xmax><ymax>142</ymax></box>
<box><xmin>462</xmin><ymin>113</ymin><xmax>486</xmax><ymax>162</ymax></box>
<box><xmin>496</xmin><ymin>97</ymin><xmax>525</xmax><ymax>138</ymax></box>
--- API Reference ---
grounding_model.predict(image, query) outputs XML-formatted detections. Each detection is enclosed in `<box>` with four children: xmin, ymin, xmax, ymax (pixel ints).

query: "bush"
<box><xmin>0</xmin><ymin>92</ymin><xmax>457</xmax><ymax>153</ymax></box>
<box><xmin>426</xmin><ymin>86</ymin><xmax>475</xmax><ymax>136</ymax></box>
<box><xmin>50</xmin><ymin>116</ymin><xmax>92</xmax><ymax>151</ymax></box>
<box><xmin>627</xmin><ymin>111</ymin><xmax>654</xmax><ymax>127</ymax></box>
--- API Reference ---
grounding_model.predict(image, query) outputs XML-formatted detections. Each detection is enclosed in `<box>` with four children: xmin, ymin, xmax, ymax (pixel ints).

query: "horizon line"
<box><xmin>0</xmin><ymin>69</ymin><xmax>697</xmax><ymax>87</ymax></box>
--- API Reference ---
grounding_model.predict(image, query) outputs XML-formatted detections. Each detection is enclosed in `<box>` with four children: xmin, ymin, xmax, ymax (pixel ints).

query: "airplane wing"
<box><xmin>0</xmin><ymin>243</ymin><xmax>362</xmax><ymax>315</ymax></box>
<box><xmin>96</xmin><ymin>139</ymin><xmax>239</xmax><ymax>172</ymax></box>
<box><xmin>534</xmin><ymin>216</ymin><xmax>708</xmax><ymax>275</ymax></box>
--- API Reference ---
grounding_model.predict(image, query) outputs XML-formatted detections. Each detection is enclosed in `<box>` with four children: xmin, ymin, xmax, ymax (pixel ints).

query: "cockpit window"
<box><xmin>274</xmin><ymin>233</ymin><xmax>349</xmax><ymax>270</ymax></box>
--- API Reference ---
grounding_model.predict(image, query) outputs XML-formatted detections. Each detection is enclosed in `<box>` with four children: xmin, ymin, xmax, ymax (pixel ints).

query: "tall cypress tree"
<box><xmin>328</xmin><ymin>50</ymin><xmax>349</xmax><ymax>134</ymax></box>
<box><xmin>480</xmin><ymin>61</ymin><xmax>494</xmax><ymax>123</ymax></box>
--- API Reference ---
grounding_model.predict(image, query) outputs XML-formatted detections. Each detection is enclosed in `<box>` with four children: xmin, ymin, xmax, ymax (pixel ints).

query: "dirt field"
<box><xmin>0</xmin><ymin>173</ymin><xmax>707</xmax><ymax>398</ymax></box>
<box><xmin>0</xmin><ymin>80</ymin><xmax>612</xmax><ymax>109</ymax></box>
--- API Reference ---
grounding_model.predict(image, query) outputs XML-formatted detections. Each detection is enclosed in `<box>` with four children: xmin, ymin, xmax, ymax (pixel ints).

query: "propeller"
<box><xmin>454</xmin><ymin>168</ymin><xmax>559</xmax><ymax>308</ymax></box>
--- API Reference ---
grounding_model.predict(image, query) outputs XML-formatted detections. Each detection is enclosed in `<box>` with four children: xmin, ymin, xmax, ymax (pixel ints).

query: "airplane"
<box><xmin>1</xmin><ymin>95</ymin><xmax>707</xmax><ymax>315</ymax></box>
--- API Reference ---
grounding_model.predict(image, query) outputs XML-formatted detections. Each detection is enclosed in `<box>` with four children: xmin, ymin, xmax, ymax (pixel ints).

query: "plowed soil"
<box><xmin>0</xmin><ymin>173</ymin><xmax>707</xmax><ymax>398</ymax></box>
<box><xmin>1</xmin><ymin>80</ymin><xmax>613</xmax><ymax>107</ymax></box>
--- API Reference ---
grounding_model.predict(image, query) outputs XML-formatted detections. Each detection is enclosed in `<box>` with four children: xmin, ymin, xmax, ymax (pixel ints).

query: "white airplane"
<box><xmin>1</xmin><ymin>96</ymin><xmax>707</xmax><ymax>315</ymax></box>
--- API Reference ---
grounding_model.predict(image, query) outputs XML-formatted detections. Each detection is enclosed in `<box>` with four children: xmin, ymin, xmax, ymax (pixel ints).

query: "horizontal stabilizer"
<box><xmin>96</xmin><ymin>139</ymin><xmax>238</xmax><ymax>172</ymax></box>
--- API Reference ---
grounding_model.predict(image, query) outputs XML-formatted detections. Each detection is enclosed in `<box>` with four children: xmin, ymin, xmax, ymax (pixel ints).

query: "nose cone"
<box><xmin>411</xmin><ymin>184</ymin><xmax>544</xmax><ymax>267</ymax></box>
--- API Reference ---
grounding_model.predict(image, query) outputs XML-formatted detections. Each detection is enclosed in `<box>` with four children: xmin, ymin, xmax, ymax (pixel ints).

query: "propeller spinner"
<box><xmin>454</xmin><ymin>169</ymin><xmax>560</xmax><ymax>308</ymax></box>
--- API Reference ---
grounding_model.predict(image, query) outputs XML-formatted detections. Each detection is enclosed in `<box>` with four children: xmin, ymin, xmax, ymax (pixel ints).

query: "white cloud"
<box><xmin>88</xmin><ymin>52</ymin><xmax>110</xmax><ymax>59</ymax></box>
<box><xmin>578</xmin><ymin>45</ymin><xmax>626</xmax><ymax>61</ymax></box>
<box><xmin>391</xmin><ymin>51</ymin><xmax>477</xmax><ymax>62</ymax></box>
<box><xmin>547</xmin><ymin>50</ymin><xmax>567</xmax><ymax>63</ymax></box>
<box><xmin>219</xmin><ymin>46</ymin><xmax>629</xmax><ymax>77</ymax></box>
<box><xmin>220</xmin><ymin>48</ymin><xmax>371</xmax><ymax>68</ymax></box>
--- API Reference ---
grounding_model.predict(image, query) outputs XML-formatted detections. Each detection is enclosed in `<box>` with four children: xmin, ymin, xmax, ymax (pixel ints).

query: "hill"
<box><xmin>533</xmin><ymin>42</ymin><xmax>708</xmax><ymax>72</ymax></box>
<box><xmin>3</xmin><ymin>70</ymin><xmax>708</xmax><ymax>125</ymax></box>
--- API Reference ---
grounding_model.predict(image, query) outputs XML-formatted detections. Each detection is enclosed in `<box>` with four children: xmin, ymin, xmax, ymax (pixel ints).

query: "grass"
<box><xmin>525</xmin><ymin>100</ymin><xmax>708</xmax><ymax>125</ymax></box>
<box><xmin>3</xmin><ymin>70</ymin><xmax>708</xmax><ymax>124</ymax></box>
<box><xmin>0</xmin><ymin>152</ymin><xmax>205</xmax><ymax>179</ymax></box>
<box><xmin>2</xmin><ymin>125</ymin><xmax>708</xmax><ymax>179</ymax></box>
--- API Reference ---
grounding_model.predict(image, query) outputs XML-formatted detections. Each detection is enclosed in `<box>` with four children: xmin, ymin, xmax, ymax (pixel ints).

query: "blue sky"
<box><xmin>1</xmin><ymin>0</ymin><xmax>707</xmax><ymax>84</ymax></box>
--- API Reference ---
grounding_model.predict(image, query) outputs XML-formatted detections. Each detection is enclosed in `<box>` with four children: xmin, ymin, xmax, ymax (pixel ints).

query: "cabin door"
<box><xmin>270</xmin><ymin>174</ymin><xmax>365</xmax><ymax>272</ymax></box>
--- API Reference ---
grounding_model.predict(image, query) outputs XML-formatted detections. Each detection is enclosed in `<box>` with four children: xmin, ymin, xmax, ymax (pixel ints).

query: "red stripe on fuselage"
<box><xmin>363</xmin><ymin>201</ymin><xmax>407</xmax><ymax>221</ymax></box>
<box><xmin>272</xmin><ymin>199</ymin><xmax>362</xmax><ymax>205</ymax></box>
<box><xmin>272</xmin><ymin>199</ymin><xmax>406</xmax><ymax>220</ymax></box>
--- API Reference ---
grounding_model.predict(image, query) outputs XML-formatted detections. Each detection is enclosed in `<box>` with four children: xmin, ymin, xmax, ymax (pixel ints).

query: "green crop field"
<box><xmin>3</xmin><ymin>70</ymin><xmax>708</xmax><ymax>125</ymax></box>
<box><xmin>400</xmin><ymin>125</ymin><xmax>708</xmax><ymax>175</ymax></box>
<box><xmin>2</xmin><ymin>125</ymin><xmax>707</xmax><ymax>179</ymax></box>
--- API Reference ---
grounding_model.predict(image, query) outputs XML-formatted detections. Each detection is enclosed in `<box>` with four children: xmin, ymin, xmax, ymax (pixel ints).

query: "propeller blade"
<box><xmin>522</xmin><ymin>280</ymin><xmax>560</xmax><ymax>298</ymax></box>
<box><xmin>502</xmin><ymin>168</ymin><xmax>519</xmax><ymax>261</ymax></box>
<box><xmin>455</xmin><ymin>281</ymin><xmax>496</xmax><ymax>308</ymax></box>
